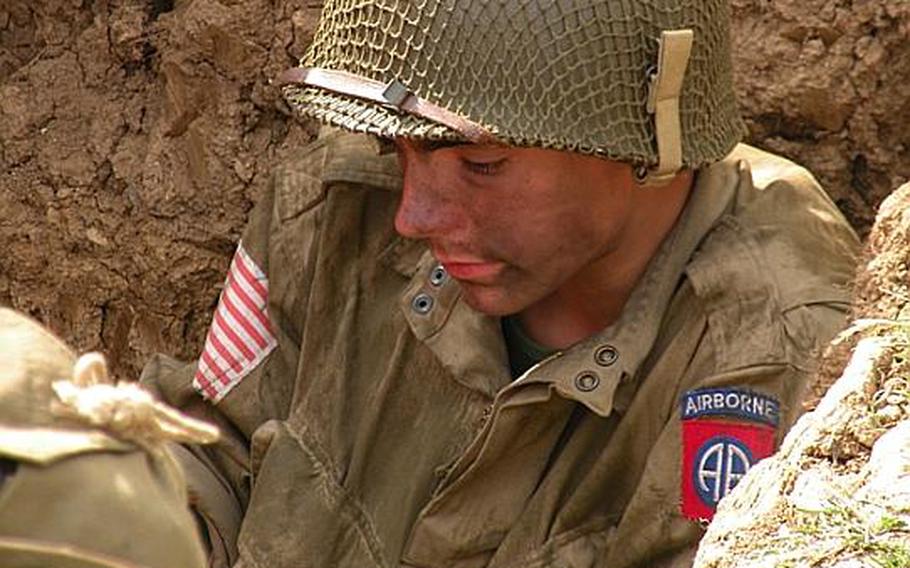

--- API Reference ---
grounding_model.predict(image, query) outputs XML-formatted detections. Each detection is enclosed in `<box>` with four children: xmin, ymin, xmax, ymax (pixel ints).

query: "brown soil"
<box><xmin>1</xmin><ymin>1</ymin><xmax>908</xmax><ymax>379</ymax></box>
<box><xmin>0</xmin><ymin>0</ymin><xmax>319</xmax><ymax>377</ymax></box>
<box><xmin>731</xmin><ymin>0</ymin><xmax>910</xmax><ymax>234</ymax></box>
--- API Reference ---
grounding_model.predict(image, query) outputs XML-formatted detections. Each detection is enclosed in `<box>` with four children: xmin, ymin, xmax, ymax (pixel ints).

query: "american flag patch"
<box><xmin>193</xmin><ymin>242</ymin><xmax>277</xmax><ymax>402</ymax></box>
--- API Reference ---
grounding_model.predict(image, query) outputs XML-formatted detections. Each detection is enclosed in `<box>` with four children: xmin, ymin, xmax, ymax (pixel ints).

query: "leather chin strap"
<box><xmin>276</xmin><ymin>67</ymin><xmax>499</xmax><ymax>145</ymax></box>
<box><xmin>641</xmin><ymin>29</ymin><xmax>695</xmax><ymax>187</ymax></box>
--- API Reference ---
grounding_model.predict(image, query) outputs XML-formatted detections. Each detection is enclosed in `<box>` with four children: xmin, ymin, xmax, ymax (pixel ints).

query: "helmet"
<box><xmin>0</xmin><ymin>308</ymin><xmax>214</xmax><ymax>568</ymax></box>
<box><xmin>0</xmin><ymin>308</ymin><xmax>118</xmax><ymax>463</ymax></box>
<box><xmin>0</xmin><ymin>307</ymin><xmax>218</xmax><ymax>463</ymax></box>
<box><xmin>281</xmin><ymin>0</ymin><xmax>745</xmax><ymax>184</ymax></box>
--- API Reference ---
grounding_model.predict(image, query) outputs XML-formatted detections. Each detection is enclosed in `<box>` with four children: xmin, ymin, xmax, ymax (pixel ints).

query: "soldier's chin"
<box><xmin>459</xmin><ymin>284</ymin><xmax>528</xmax><ymax>317</ymax></box>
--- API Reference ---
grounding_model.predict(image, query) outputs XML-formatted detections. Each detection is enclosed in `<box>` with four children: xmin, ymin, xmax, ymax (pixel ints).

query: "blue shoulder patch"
<box><xmin>681</xmin><ymin>387</ymin><xmax>780</xmax><ymax>427</ymax></box>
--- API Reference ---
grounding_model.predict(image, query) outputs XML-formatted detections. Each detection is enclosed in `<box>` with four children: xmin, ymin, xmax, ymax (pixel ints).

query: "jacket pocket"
<box><xmin>240</xmin><ymin>419</ymin><xmax>391</xmax><ymax>568</ymax></box>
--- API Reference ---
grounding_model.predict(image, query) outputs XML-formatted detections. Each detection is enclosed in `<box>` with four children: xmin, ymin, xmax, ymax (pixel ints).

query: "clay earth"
<box><xmin>1</xmin><ymin>0</ymin><xmax>908</xmax><ymax>382</ymax></box>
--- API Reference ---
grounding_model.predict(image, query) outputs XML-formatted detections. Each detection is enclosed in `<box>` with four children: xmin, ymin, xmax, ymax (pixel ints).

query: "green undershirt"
<box><xmin>501</xmin><ymin>315</ymin><xmax>558</xmax><ymax>379</ymax></box>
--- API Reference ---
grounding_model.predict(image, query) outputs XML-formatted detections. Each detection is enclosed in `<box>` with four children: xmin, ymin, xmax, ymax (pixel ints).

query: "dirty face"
<box><xmin>393</xmin><ymin>138</ymin><xmax>638</xmax><ymax>316</ymax></box>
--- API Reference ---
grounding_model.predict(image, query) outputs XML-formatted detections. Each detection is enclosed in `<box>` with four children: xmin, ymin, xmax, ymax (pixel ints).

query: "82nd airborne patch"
<box><xmin>680</xmin><ymin>388</ymin><xmax>779</xmax><ymax>521</ymax></box>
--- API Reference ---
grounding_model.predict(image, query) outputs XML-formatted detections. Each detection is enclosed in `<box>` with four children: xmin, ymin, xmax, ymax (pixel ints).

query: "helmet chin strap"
<box><xmin>276</xmin><ymin>67</ymin><xmax>498</xmax><ymax>145</ymax></box>
<box><xmin>641</xmin><ymin>29</ymin><xmax>695</xmax><ymax>187</ymax></box>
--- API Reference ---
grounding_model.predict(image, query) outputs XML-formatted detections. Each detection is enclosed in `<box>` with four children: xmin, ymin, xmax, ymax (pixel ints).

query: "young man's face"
<box><xmin>393</xmin><ymin>138</ymin><xmax>638</xmax><ymax>316</ymax></box>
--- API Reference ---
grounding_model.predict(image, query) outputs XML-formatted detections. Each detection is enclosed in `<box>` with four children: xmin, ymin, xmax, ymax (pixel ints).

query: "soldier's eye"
<box><xmin>461</xmin><ymin>158</ymin><xmax>506</xmax><ymax>176</ymax></box>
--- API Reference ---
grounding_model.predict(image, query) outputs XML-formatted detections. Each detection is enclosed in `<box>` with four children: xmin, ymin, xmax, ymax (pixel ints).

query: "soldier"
<box><xmin>143</xmin><ymin>1</ymin><xmax>861</xmax><ymax>567</ymax></box>
<box><xmin>0</xmin><ymin>307</ymin><xmax>214</xmax><ymax>568</ymax></box>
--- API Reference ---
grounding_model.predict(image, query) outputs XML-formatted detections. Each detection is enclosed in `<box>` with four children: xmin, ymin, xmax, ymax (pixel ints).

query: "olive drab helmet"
<box><xmin>0</xmin><ymin>308</ymin><xmax>127</xmax><ymax>463</ymax></box>
<box><xmin>0</xmin><ymin>308</ymin><xmax>217</xmax><ymax>568</ymax></box>
<box><xmin>0</xmin><ymin>308</ymin><xmax>218</xmax><ymax>463</ymax></box>
<box><xmin>280</xmin><ymin>0</ymin><xmax>745</xmax><ymax>185</ymax></box>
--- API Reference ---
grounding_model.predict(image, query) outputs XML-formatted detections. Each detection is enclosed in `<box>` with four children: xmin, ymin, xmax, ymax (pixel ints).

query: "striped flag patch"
<box><xmin>193</xmin><ymin>242</ymin><xmax>277</xmax><ymax>402</ymax></box>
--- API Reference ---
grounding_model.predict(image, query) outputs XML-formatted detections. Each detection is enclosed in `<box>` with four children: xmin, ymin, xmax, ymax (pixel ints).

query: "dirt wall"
<box><xmin>1</xmin><ymin>0</ymin><xmax>908</xmax><ymax>379</ymax></box>
<box><xmin>732</xmin><ymin>0</ymin><xmax>910</xmax><ymax>231</ymax></box>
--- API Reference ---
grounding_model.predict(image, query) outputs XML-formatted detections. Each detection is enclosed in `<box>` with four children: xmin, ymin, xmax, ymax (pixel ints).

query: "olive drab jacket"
<box><xmin>141</xmin><ymin>129</ymin><xmax>861</xmax><ymax>568</ymax></box>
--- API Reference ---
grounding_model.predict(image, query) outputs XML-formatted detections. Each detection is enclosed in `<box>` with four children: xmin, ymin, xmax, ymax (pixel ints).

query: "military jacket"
<box><xmin>142</xmin><ymin>130</ymin><xmax>860</xmax><ymax>568</ymax></box>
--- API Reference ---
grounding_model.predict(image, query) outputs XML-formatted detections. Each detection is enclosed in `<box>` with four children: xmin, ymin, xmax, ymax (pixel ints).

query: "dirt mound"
<box><xmin>0</xmin><ymin>0</ymin><xmax>319</xmax><ymax>377</ymax></box>
<box><xmin>731</xmin><ymin>0</ymin><xmax>910</xmax><ymax>233</ymax></box>
<box><xmin>1</xmin><ymin>1</ymin><xmax>908</xmax><ymax>378</ymax></box>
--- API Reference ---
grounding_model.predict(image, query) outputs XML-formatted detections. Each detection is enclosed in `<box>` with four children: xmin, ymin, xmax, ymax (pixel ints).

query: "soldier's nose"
<box><xmin>394</xmin><ymin>157</ymin><xmax>458</xmax><ymax>240</ymax></box>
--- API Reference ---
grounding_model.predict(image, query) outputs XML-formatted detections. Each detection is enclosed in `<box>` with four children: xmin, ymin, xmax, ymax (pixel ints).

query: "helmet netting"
<box><xmin>285</xmin><ymin>0</ymin><xmax>744</xmax><ymax>167</ymax></box>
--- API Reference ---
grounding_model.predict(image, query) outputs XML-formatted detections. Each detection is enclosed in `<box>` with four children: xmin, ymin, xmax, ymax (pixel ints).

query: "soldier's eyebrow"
<box><xmin>379</xmin><ymin>137</ymin><xmax>478</xmax><ymax>156</ymax></box>
<box><xmin>414</xmin><ymin>139</ymin><xmax>473</xmax><ymax>153</ymax></box>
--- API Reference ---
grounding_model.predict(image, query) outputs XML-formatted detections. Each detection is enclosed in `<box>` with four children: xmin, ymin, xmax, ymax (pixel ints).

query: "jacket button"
<box><xmin>429</xmin><ymin>265</ymin><xmax>448</xmax><ymax>287</ymax></box>
<box><xmin>411</xmin><ymin>293</ymin><xmax>434</xmax><ymax>315</ymax></box>
<box><xmin>594</xmin><ymin>345</ymin><xmax>618</xmax><ymax>367</ymax></box>
<box><xmin>575</xmin><ymin>371</ymin><xmax>600</xmax><ymax>392</ymax></box>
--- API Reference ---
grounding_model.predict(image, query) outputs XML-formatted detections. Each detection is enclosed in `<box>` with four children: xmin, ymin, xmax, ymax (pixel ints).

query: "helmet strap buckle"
<box><xmin>640</xmin><ymin>29</ymin><xmax>694</xmax><ymax>187</ymax></box>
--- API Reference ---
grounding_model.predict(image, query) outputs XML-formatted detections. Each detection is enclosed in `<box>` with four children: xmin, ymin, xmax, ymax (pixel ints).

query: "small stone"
<box><xmin>885</xmin><ymin>392</ymin><xmax>906</xmax><ymax>406</ymax></box>
<box><xmin>233</xmin><ymin>158</ymin><xmax>254</xmax><ymax>183</ymax></box>
<box><xmin>875</xmin><ymin>404</ymin><xmax>903</xmax><ymax>424</ymax></box>
<box><xmin>86</xmin><ymin>228</ymin><xmax>110</xmax><ymax>247</ymax></box>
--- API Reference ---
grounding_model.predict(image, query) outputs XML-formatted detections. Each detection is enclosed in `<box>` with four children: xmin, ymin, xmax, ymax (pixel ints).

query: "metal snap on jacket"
<box><xmin>429</xmin><ymin>265</ymin><xmax>447</xmax><ymax>287</ymax></box>
<box><xmin>411</xmin><ymin>293</ymin><xmax>434</xmax><ymax>315</ymax></box>
<box><xmin>575</xmin><ymin>371</ymin><xmax>600</xmax><ymax>392</ymax></box>
<box><xmin>594</xmin><ymin>345</ymin><xmax>619</xmax><ymax>367</ymax></box>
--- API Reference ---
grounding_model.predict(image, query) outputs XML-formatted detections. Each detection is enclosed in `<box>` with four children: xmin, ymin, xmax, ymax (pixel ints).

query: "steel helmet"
<box><xmin>0</xmin><ymin>308</ymin><xmax>219</xmax><ymax>463</ymax></box>
<box><xmin>281</xmin><ymin>0</ymin><xmax>745</xmax><ymax>184</ymax></box>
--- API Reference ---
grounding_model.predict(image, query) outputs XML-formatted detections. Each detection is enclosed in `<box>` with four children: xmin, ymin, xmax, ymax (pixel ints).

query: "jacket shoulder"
<box><xmin>687</xmin><ymin>145</ymin><xmax>860</xmax><ymax>372</ymax></box>
<box><xmin>272</xmin><ymin>128</ymin><xmax>401</xmax><ymax>222</ymax></box>
<box><xmin>723</xmin><ymin>144</ymin><xmax>860</xmax><ymax>302</ymax></box>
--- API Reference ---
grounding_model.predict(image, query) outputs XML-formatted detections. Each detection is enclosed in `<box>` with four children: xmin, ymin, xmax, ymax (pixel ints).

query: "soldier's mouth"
<box><xmin>438</xmin><ymin>260</ymin><xmax>506</xmax><ymax>282</ymax></box>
